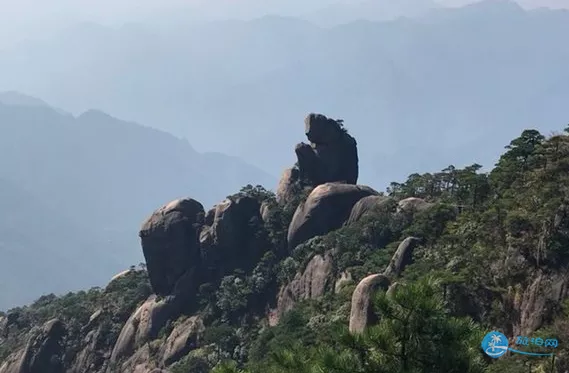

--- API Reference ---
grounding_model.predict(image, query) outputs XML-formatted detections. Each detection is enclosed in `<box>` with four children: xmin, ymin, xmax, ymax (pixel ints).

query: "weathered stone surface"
<box><xmin>346</xmin><ymin>195</ymin><xmax>395</xmax><ymax>225</ymax></box>
<box><xmin>140</xmin><ymin>198</ymin><xmax>205</xmax><ymax>297</ymax></box>
<box><xmin>301</xmin><ymin>113</ymin><xmax>358</xmax><ymax>185</ymax></box>
<box><xmin>69</xmin><ymin>326</ymin><xmax>108</xmax><ymax>373</ymax></box>
<box><xmin>383</xmin><ymin>237</ymin><xmax>422</xmax><ymax>278</ymax></box>
<box><xmin>199</xmin><ymin>195</ymin><xmax>262</xmax><ymax>276</ymax></box>
<box><xmin>515</xmin><ymin>272</ymin><xmax>569</xmax><ymax>336</ymax></box>
<box><xmin>110</xmin><ymin>269</ymin><xmax>134</xmax><ymax>283</ymax></box>
<box><xmin>287</xmin><ymin>183</ymin><xmax>378</xmax><ymax>250</ymax></box>
<box><xmin>277</xmin><ymin>113</ymin><xmax>359</xmax><ymax>204</ymax></box>
<box><xmin>397</xmin><ymin>197</ymin><xmax>432</xmax><ymax>214</ymax></box>
<box><xmin>277</xmin><ymin>253</ymin><xmax>334</xmax><ymax>319</ymax></box>
<box><xmin>162</xmin><ymin>316</ymin><xmax>204</xmax><ymax>366</ymax></box>
<box><xmin>260</xmin><ymin>201</ymin><xmax>272</xmax><ymax>223</ymax></box>
<box><xmin>109</xmin><ymin>296</ymin><xmax>177</xmax><ymax>368</ymax></box>
<box><xmin>349</xmin><ymin>274</ymin><xmax>390</xmax><ymax>334</ymax></box>
<box><xmin>0</xmin><ymin>319</ymin><xmax>66</xmax><ymax>373</ymax></box>
<box><xmin>335</xmin><ymin>271</ymin><xmax>353</xmax><ymax>293</ymax></box>
<box><xmin>276</xmin><ymin>167</ymin><xmax>301</xmax><ymax>205</ymax></box>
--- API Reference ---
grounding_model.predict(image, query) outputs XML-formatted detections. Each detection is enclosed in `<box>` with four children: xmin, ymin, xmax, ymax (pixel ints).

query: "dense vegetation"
<box><xmin>3</xmin><ymin>127</ymin><xmax>569</xmax><ymax>372</ymax></box>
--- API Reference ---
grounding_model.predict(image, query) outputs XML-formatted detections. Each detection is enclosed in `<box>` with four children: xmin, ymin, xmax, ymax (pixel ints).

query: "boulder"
<box><xmin>162</xmin><ymin>316</ymin><xmax>204</xmax><ymax>366</ymax></box>
<box><xmin>109</xmin><ymin>296</ymin><xmax>177</xmax><ymax>368</ymax></box>
<box><xmin>140</xmin><ymin>198</ymin><xmax>205</xmax><ymax>297</ymax></box>
<box><xmin>69</xmin><ymin>326</ymin><xmax>108</xmax><ymax>373</ymax></box>
<box><xmin>287</xmin><ymin>183</ymin><xmax>378</xmax><ymax>250</ymax></box>
<box><xmin>199</xmin><ymin>195</ymin><xmax>263</xmax><ymax>276</ymax></box>
<box><xmin>397</xmin><ymin>197</ymin><xmax>432</xmax><ymax>214</ymax></box>
<box><xmin>0</xmin><ymin>319</ymin><xmax>66</xmax><ymax>373</ymax></box>
<box><xmin>346</xmin><ymin>195</ymin><xmax>395</xmax><ymax>225</ymax></box>
<box><xmin>276</xmin><ymin>167</ymin><xmax>301</xmax><ymax>205</ymax></box>
<box><xmin>349</xmin><ymin>274</ymin><xmax>390</xmax><ymax>334</ymax></box>
<box><xmin>383</xmin><ymin>237</ymin><xmax>422</xmax><ymax>278</ymax></box>
<box><xmin>277</xmin><ymin>253</ymin><xmax>334</xmax><ymax>319</ymax></box>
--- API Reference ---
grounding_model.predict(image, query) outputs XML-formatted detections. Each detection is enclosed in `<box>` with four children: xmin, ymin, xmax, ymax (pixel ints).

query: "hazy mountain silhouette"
<box><xmin>0</xmin><ymin>0</ymin><xmax>568</xmax><ymax>188</ymax></box>
<box><xmin>0</xmin><ymin>96</ymin><xmax>275</xmax><ymax>310</ymax></box>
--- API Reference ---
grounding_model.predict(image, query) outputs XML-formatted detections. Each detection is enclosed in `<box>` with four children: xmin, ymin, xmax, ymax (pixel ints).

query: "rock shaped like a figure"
<box><xmin>277</xmin><ymin>113</ymin><xmax>359</xmax><ymax>204</ymax></box>
<box><xmin>287</xmin><ymin>183</ymin><xmax>378</xmax><ymax>250</ymax></box>
<box><xmin>139</xmin><ymin>198</ymin><xmax>205</xmax><ymax>297</ymax></box>
<box><xmin>349</xmin><ymin>274</ymin><xmax>390</xmax><ymax>334</ymax></box>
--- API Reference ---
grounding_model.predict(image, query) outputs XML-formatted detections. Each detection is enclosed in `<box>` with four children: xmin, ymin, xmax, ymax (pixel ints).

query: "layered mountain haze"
<box><xmin>0</xmin><ymin>0</ymin><xmax>567</xmax><ymax>188</ymax></box>
<box><xmin>0</xmin><ymin>94</ymin><xmax>275</xmax><ymax>310</ymax></box>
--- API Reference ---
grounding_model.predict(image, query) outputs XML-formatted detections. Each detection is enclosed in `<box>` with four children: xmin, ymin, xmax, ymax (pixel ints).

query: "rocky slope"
<box><xmin>0</xmin><ymin>95</ymin><xmax>275</xmax><ymax>309</ymax></box>
<box><xmin>2</xmin><ymin>115</ymin><xmax>569</xmax><ymax>372</ymax></box>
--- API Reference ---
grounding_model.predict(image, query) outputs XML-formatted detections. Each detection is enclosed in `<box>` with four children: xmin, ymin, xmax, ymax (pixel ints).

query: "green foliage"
<box><xmin>387</xmin><ymin>164</ymin><xmax>490</xmax><ymax>208</ymax></box>
<box><xmin>171</xmin><ymin>355</ymin><xmax>211</xmax><ymax>373</ymax></box>
<box><xmin>0</xmin><ymin>269</ymin><xmax>151</xmax><ymax>362</ymax></box>
<box><xmin>404</xmin><ymin>203</ymin><xmax>457</xmax><ymax>243</ymax></box>
<box><xmin>246</xmin><ymin>277</ymin><xmax>486</xmax><ymax>373</ymax></box>
<box><xmin>7</xmin><ymin>128</ymin><xmax>569</xmax><ymax>373</ymax></box>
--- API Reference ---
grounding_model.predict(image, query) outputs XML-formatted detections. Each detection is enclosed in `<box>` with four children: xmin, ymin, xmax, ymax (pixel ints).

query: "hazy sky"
<box><xmin>0</xmin><ymin>0</ymin><xmax>567</xmax><ymax>47</ymax></box>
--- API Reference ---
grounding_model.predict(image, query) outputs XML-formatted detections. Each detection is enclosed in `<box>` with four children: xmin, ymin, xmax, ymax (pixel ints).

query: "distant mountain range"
<box><xmin>0</xmin><ymin>0</ymin><xmax>568</xmax><ymax>186</ymax></box>
<box><xmin>0</xmin><ymin>94</ymin><xmax>275</xmax><ymax>310</ymax></box>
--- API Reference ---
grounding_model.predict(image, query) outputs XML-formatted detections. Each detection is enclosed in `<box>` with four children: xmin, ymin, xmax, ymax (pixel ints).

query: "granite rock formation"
<box><xmin>276</xmin><ymin>253</ymin><xmax>334</xmax><ymax>320</ymax></box>
<box><xmin>277</xmin><ymin>113</ymin><xmax>359</xmax><ymax>204</ymax></box>
<box><xmin>0</xmin><ymin>319</ymin><xmax>66</xmax><ymax>373</ymax></box>
<box><xmin>349</xmin><ymin>275</ymin><xmax>391</xmax><ymax>334</ymax></box>
<box><xmin>287</xmin><ymin>183</ymin><xmax>379</xmax><ymax>250</ymax></box>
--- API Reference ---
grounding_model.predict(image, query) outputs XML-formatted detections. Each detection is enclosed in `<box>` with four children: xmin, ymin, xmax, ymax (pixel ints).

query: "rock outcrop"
<box><xmin>277</xmin><ymin>113</ymin><xmax>359</xmax><ymax>204</ymax></box>
<box><xmin>161</xmin><ymin>316</ymin><xmax>204</xmax><ymax>366</ymax></box>
<box><xmin>346</xmin><ymin>195</ymin><xmax>395</xmax><ymax>225</ymax></box>
<box><xmin>349</xmin><ymin>275</ymin><xmax>391</xmax><ymax>334</ymax></box>
<box><xmin>199</xmin><ymin>195</ymin><xmax>263</xmax><ymax>277</ymax></box>
<box><xmin>139</xmin><ymin>198</ymin><xmax>205</xmax><ymax>297</ymax></box>
<box><xmin>287</xmin><ymin>183</ymin><xmax>378</xmax><ymax>250</ymax></box>
<box><xmin>276</xmin><ymin>253</ymin><xmax>334</xmax><ymax>319</ymax></box>
<box><xmin>0</xmin><ymin>319</ymin><xmax>66</xmax><ymax>373</ymax></box>
<box><xmin>397</xmin><ymin>197</ymin><xmax>432</xmax><ymax>214</ymax></box>
<box><xmin>383</xmin><ymin>237</ymin><xmax>422</xmax><ymax>278</ymax></box>
<box><xmin>109</xmin><ymin>296</ymin><xmax>177</xmax><ymax>369</ymax></box>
